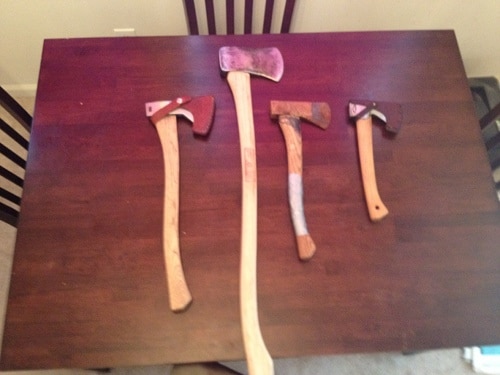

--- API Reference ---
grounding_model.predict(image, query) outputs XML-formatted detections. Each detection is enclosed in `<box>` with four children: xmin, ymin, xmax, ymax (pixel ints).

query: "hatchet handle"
<box><xmin>155</xmin><ymin>115</ymin><xmax>192</xmax><ymax>312</ymax></box>
<box><xmin>227</xmin><ymin>71</ymin><xmax>274</xmax><ymax>375</ymax></box>
<box><xmin>356</xmin><ymin>117</ymin><xmax>389</xmax><ymax>221</ymax></box>
<box><xmin>279</xmin><ymin>115</ymin><xmax>316</xmax><ymax>261</ymax></box>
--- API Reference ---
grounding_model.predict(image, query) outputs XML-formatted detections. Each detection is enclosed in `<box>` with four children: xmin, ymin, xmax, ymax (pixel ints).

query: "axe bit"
<box><xmin>220</xmin><ymin>46</ymin><xmax>283</xmax><ymax>375</ymax></box>
<box><xmin>270</xmin><ymin>100</ymin><xmax>331</xmax><ymax>260</ymax></box>
<box><xmin>145</xmin><ymin>95</ymin><xmax>215</xmax><ymax>312</ymax></box>
<box><xmin>349</xmin><ymin>100</ymin><xmax>402</xmax><ymax>222</ymax></box>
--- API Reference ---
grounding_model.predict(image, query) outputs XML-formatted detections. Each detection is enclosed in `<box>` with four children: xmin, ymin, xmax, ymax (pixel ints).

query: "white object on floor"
<box><xmin>463</xmin><ymin>347</ymin><xmax>500</xmax><ymax>374</ymax></box>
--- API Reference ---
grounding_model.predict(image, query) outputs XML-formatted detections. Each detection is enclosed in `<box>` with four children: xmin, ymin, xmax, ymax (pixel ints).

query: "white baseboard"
<box><xmin>1</xmin><ymin>84</ymin><xmax>37</xmax><ymax>97</ymax></box>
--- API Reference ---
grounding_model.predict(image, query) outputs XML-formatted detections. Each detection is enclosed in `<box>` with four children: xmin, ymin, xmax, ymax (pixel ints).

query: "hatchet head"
<box><xmin>145</xmin><ymin>96</ymin><xmax>215</xmax><ymax>135</ymax></box>
<box><xmin>270</xmin><ymin>100</ymin><xmax>331</xmax><ymax>129</ymax></box>
<box><xmin>348</xmin><ymin>100</ymin><xmax>402</xmax><ymax>133</ymax></box>
<box><xmin>219</xmin><ymin>46</ymin><xmax>284</xmax><ymax>81</ymax></box>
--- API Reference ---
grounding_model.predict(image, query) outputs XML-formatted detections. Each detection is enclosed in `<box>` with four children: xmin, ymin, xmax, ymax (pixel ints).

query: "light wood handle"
<box><xmin>356</xmin><ymin>117</ymin><xmax>389</xmax><ymax>222</ymax></box>
<box><xmin>227</xmin><ymin>71</ymin><xmax>274</xmax><ymax>375</ymax></box>
<box><xmin>279</xmin><ymin>116</ymin><xmax>316</xmax><ymax>260</ymax></box>
<box><xmin>155</xmin><ymin>115</ymin><xmax>192</xmax><ymax>312</ymax></box>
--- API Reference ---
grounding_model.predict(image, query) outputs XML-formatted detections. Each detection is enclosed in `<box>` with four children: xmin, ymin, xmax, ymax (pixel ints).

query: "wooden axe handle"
<box><xmin>278</xmin><ymin>115</ymin><xmax>316</xmax><ymax>260</ymax></box>
<box><xmin>227</xmin><ymin>71</ymin><xmax>274</xmax><ymax>375</ymax></box>
<box><xmin>155</xmin><ymin>115</ymin><xmax>192</xmax><ymax>312</ymax></box>
<box><xmin>356</xmin><ymin>117</ymin><xmax>389</xmax><ymax>221</ymax></box>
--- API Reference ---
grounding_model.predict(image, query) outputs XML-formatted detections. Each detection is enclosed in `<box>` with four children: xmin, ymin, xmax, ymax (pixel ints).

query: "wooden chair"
<box><xmin>469</xmin><ymin>77</ymin><xmax>500</xmax><ymax>200</ymax></box>
<box><xmin>480</xmin><ymin>101</ymin><xmax>500</xmax><ymax>198</ymax></box>
<box><xmin>0</xmin><ymin>86</ymin><xmax>32</xmax><ymax>226</ymax></box>
<box><xmin>183</xmin><ymin>0</ymin><xmax>296</xmax><ymax>35</ymax></box>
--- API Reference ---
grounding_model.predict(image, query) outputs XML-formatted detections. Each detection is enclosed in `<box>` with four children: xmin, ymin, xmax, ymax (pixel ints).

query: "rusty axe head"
<box><xmin>348</xmin><ymin>100</ymin><xmax>402</xmax><ymax>133</ymax></box>
<box><xmin>270</xmin><ymin>100</ymin><xmax>331</xmax><ymax>129</ymax></box>
<box><xmin>145</xmin><ymin>96</ymin><xmax>215</xmax><ymax>135</ymax></box>
<box><xmin>219</xmin><ymin>46</ymin><xmax>284</xmax><ymax>81</ymax></box>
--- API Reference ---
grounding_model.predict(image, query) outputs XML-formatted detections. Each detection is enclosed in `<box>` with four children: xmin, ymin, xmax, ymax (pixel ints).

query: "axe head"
<box><xmin>219</xmin><ymin>46</ymin><xmax>284</xmax><ymax>82</ymax></box>
<box><xmin>348</xmin><ymin>100</ymin><xmax>402</xmax><ymax>133</ymax></box>
<box><xmin>145</xmin><ymin>96</ymin><xmax>215</xmax><ymax>136</ymax></box>
<box><xmin>270</xmin><ymin>100</ymin><xmax>331</xmax><ymax>129</ymax></box>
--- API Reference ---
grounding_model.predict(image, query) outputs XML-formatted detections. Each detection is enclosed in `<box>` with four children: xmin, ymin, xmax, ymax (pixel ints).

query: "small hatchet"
<box><xmin>349</xmin><ymin>100</ymin><xmax>402</xmax><ymax>222</ymax></box>
<box><xmin>220</xmin><ymin>46</ymin><xmax>283</xmax><ymax>375</ymax></box>
<box><xmin>145</xmin><ymin>95</ymin><xmax>215</xmax><ymax>312</ymax></box>
<box><xmin>270</xmin><ymin>100</ymin><xmax>331</xmax><ymax>260</ymax></box>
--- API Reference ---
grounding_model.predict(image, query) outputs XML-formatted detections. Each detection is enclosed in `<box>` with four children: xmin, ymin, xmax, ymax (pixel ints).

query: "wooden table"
<box><xmin>2</xmin><ymin>31</ymin><xmax>499</xmax><ymax>371</ymax></box>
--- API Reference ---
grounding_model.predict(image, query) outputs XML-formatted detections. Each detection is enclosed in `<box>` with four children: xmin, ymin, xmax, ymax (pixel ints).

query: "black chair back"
<box><xmin>0</xmin><ymin>86</ymin><xmax>32</xmax><ymax>226</ymax></box>
<box><xmin>183</xmin><ymin>0</ymin><xmax>296</xmax><ymax>35</ymax></box>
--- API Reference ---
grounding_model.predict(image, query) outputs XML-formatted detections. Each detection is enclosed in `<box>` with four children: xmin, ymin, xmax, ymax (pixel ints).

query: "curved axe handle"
<box><xmin>155</xmin><ymin>115</ymin><xmax>192</xmax><ymax>312</ymax></box>
<box><xmin>227</xmin><ymin>71</ymin><xmax>274</xmax><ymax>375</ymax></box>
<box><xmin>356</xmin><ymin>117</ymin><xmax>389</xmax><ymax>222</ymax></box>
<box><xmin>278</xmin><ymin>115</ymin><xmax>316</xmax><ymax>260</ymax></box>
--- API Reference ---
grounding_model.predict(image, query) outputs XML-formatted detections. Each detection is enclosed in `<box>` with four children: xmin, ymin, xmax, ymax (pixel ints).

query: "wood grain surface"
<box><xmin>1</xmin><ymin>31</ymin><xmax>499</xmax><ymax>371</ymax></box>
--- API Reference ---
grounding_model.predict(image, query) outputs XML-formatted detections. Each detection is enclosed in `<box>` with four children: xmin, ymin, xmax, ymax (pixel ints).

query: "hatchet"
<box><xmin>145</xmin><ymin>95</ymin><xmax>215</xmax><ymax>312</ymax></box>
<box><xmin>349</xmin><ymin>100</ymin><xmax>402</xmax><ymax>222</ymax></box>
<box><xmin>270</xmin><ymin>100</ymin><xmax>331</xmax><ymax>260</ymax></box>
<box><xmin>220</xmin><ymin>46</ymin><xmax>283</xmax><ymax>375</ymax></box>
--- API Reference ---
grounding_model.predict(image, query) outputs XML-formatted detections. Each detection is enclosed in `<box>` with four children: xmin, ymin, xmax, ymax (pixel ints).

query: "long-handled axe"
<box><xmin>348</xmin><ymin>100</ymin><xmax>402</xmax><ymax>222</ymax></box>
<box><xmin>270</xmin><ymin>100</ymin><xmax>331</xmax><ymax>260</ymax></box>
<box><xmin>220</xmin><ymin>46</ymin><xmax>283</xmax><ymax>375</ymax></box>
<box><xmin>145</xmin><ymin>96</ymin><xmax>215</xmax><ymax>312</ymax></box>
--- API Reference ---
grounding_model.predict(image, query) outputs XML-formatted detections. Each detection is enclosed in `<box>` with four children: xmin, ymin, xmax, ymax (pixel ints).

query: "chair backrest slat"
<box><xmin>480</xmin><ymin>102</ymin><xmax>500</xmax><ymax>130</ymax></box>
<box><xmin>244</xmin><ymin>0</ymin><xmax>253</xmax><ymax>34</ymax></box>
<box><xmin>281</xmin><ymin>0</ymin><xmax>296</xmax><ymax>33</ymax></box>
<box><xmin>0</xmin><ymin>163</ymin><xmax>25</xmax><ymax>196</ymax></box>
<box><xmin>262</xmin><ymin>0</ymin><xmax>275</xmax><ymax>34</ymax></box>
<box><xmin>0</xmin><ymin>202</ymin><xmax>19</xmax><ymax>227</ymax></box>
<box><xmin>0</xmin><ymin>187</ymin><xmax>21</xmax><ymax>206</ymax></box>
<box><xmin>184</xmin><ymin>0</ymin><xmax>199</xmax><ymax>35</ymax></box>
<box><xmin>1</xmin><ymin>118</ymin><xmax>29</xmax><ymax>150</ymax></box>
<box><xmin>226</xmin><ymin>0</ymin><xmax>235</xmax><ymax>35</ymax></box>
<box><xmin>0</xmin><ymin>143</ymin><xmax>27</xmax><ymax>171</ymax></box>
<box><xmin>206</xmin><ymin>0</ymin><xmax>217</xmax><ymax>35</ymax></box>
<box><xmin>0</xmin><ymin>87</ymin><xmax>31</xmax><ymax>131</ymax></box>
<box><xmin>485</xmin><ymin>131</ymin><xmax>500</xmax><ymax>152</ymax></box>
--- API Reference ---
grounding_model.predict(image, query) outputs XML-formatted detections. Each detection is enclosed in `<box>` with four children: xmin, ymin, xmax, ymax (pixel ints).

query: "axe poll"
<box><xmin>270</xmin><ymin>100</ymin><xmax>331</xmax><ymax>260</ymax></box>
<box><xmin>220</xmin><ymin>46</ymin><xmax>283</xmax><ymax>375</ymax></box>
<box><xmin>349</xmin><ymin>100</ymin><xmax>402</xmax><ymax>222</ymax></box>
<box><xmin>145</xmin><ymin>96</ymin><xmax>215</xmax><ymax>312</ymax></box>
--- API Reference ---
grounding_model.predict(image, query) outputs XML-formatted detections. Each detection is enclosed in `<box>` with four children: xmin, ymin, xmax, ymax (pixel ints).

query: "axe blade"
<box><xmin>146</xmin><ymin>96</ymin><xmax>215</xmax><ymax>136</ymax></box>
<box><xmin>270</xmin><ymin>100</ymin><xmax>331</xmax><ymax>129</ymax></box>
<box><xmin>349</xmin><ymin>100</ymin><xmax>403</xmax><ymax>133</ymax></box>
<box><xmin>219</xmin><ymin>46</ymin><xmax>284</xmax><ymax>82</ymax></box>
<box><xmin>183</xmin><ymin>96</ymin><xmax>216</xmax><ymax>136</ymax></box>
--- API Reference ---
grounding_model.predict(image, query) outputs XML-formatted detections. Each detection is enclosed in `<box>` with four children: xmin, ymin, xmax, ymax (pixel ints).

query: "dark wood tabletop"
<box><xmin>2</xmin><ymin>31</ymin><xmax>499</xmax><ymax>371</ymax></box>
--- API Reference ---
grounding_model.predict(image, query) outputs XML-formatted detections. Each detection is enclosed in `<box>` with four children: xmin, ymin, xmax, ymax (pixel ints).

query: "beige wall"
<box><xmin>1</xmin><ymin>0</ymin><xmax>499</xmax><ymax>95</ymax></box>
